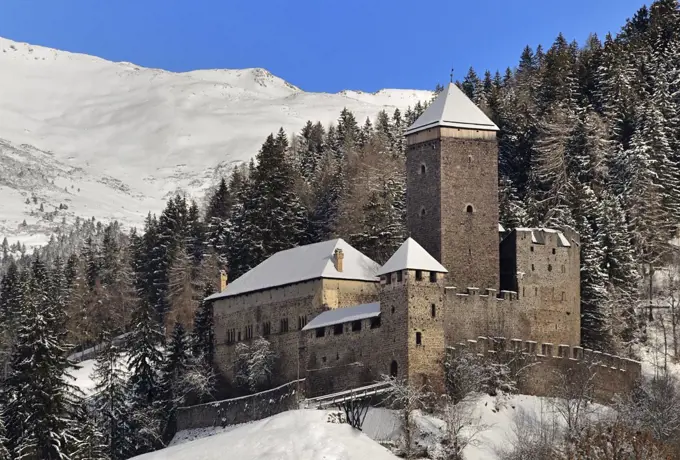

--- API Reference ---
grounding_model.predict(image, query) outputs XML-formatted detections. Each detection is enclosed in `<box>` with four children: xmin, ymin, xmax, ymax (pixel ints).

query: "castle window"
<box><xmin>415</xmin><ymin>270</ymin><xmax>423</xmax><ymax>281</ymax></box>
<box><xmin>298</xmin><ymin>315</ymin><xmax>307</xmax><ymax>330</ymax></box>
<box><xmin>333</xmin><ymin>324</ymin><xmax>344</xmax><ymax>335</ymax></box>
<box><xmin>429</xmin><ymin>271</ymin><xmax>437</xmax><ymax>283</ymax></box>
<box><xmin>352</xmin><ymin>320</ymin><xmax>362</xmax><ymax>332</ymax></box>
<box><xmin>548</xmin><ymin>264</ymin><xmax>553</xmax><ymax>272</ymax></box>
<box><xmin>561</xmin><ymin>265</ymin><xmax>565</xmax><ymax>273</ymax></box>
<box><xmin>322</xmin><ymin>356</ymin><xmax>327</xmax><ymax>363</ymax></box>
<box><xmin>263</xmin><ymin>322</ymin><xmax>271</xmax><ymax>336</ymax></box>
<box><xmin>534</xmin><ymin>287</ymin><xmax>538</xmax><ymax>296</ymax></box>
<box><xmin>280</xmin><ymin>318</ymin><xmax>289</xmax><ymax>333</ymax></box>
<box><xmin>431</xmin><ymin>303</ymin><xmax>436</xmax><ymax>318</ymax></box>
<box><xmin>561</xmin><ymin>292</ymin><xmax>566</xmax><ymax>301</ymax></box>
<box><xmin>416</xmin><ymin>332</ymin><xmax>422</xmax><ymax>346</ymax></box>
<box><xmin>370</xmin><ymin>316</ymin><xmax>381</xmax><ymax>329</ymax></box>
<box><xmin>420</xmin><ymin>164</ymin><xmax>426</xmax><ymax>174</ymax></box>
<box><xmin>420</xmin><ymin>207</ymin><xmax>426</xmax><ymax>217</ymax></box>
<box><xmin>468</xmin><ymin>155</ymin><xmax>472</xmax><ymax>163</ymax></box>
<box><xmin>316</xmin><ymin>328</ymin><xmax>325</xmax><ymax>338</ymax></box>
<box><xmin>397</xmin><ymin>271</ymin><xmax>403</xmax><ymax>282</ymax></box>
<box><xmin>386</xmin><ymin>273</ymin><xmax>392</xmax><ymax>285</ymax></box>
<box><xmin>390</xmin><ymin>360</ymin><xmax>398</xmax><ymax>377</ymax></box>
<box><xmin>552</xmin><ymin>248</ymin><xmax>556</xmax><ymax>254</ymax></box>
<box><xmin>531</xmin><ymin>264</ymin><xmax>535</xmax><ymax>271</ymax></box>
<box><xmin>522</xmin><ymin>287</ymin><xmax>526</xmax><ymax>297</ymax></box>
<box><xmin>245</xmin><ymin>325</ymin><xmax>253</xmax><ymax>340</ymax></box>
<box><xmin>466</xmin><ymin>205</ymin><xmax>474</xmax><ymax>214</ymax></box>
<box><xmin>530</xmin><ymin>246</ymin><xmax>534</xmax><ymax>252</ymax></box>
<box><xmin>237</xmin><ymin>331</ymin><xmax>241</xmax><ymax>341</ymax></box>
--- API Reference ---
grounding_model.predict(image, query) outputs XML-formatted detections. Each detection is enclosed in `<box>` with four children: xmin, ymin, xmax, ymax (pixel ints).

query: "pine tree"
<box><xmin>192</xmin><ymin>286</ymin><xmax>215</xmax><ymax>369</ymax></box>
<box><xmin>92</xmin><ymin>336</ymin><xmax>134</xmax><ymax>460</ymax></box>
<box><xmin>4</xmin><ymin>257</ymin><xmax>85</xmax><ymax>459</ymax></box>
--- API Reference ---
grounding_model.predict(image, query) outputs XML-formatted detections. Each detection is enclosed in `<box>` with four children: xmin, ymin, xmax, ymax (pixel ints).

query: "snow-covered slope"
<box><xmin>0</xmin><ymin>37</ymin><xmax>431</xmax><ymax>247</ymax></box>
<box><xmin>132</xmin><ymin>409</ymin><xmax>398</xmax><ymax>460</ymax></box>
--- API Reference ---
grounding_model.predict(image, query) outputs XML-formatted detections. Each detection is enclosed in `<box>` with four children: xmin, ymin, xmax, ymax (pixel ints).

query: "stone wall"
<box><xmin>450</xmin><ymin>338</ymin><xmax>641</xmax><ymax>404</ymax></box>
<box><xmin>502</xmin><ymin>228</ymin><xmax>581</xmax><ymax>346</ymax></box>
<box><xmin>175</xmin><ymin>380</ymin><xmax>304</xmax><ymax>431</ymax></box>
<box><xmin>406</xmin><ymin>132</ymin><xmax>500</xmax><ymax>291</ymax></box>
<box><xmin>212</xmin><ymin>278</ymin><xmax>379</xmax><ymax>387</ymax></box>
<box><xmin>439</xmin><ymin>136</ymin><xmax>499</xmax><ymax>291</ymax></box>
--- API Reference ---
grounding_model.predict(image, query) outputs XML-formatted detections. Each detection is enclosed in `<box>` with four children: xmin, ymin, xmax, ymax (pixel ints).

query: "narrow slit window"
<box><xmin>416</xmin><ymin>332</ymin><xmax>422</xmax><ymax>346</ymax></box>
<box><xmin>420</xmin><ymin>164</ymin><xmax>426</xmax><ymax>174</ymax></box>
<box><xmin>429</xmin><ymin>271</ymin><xmax>437</xmax><ymax>283</ymax></box>
<box><xmin>396</xmin><ymin>271</ymin><xmax>403</xmax><ymax>282</ymax></box>
<box><xmin>431</xmin><ymin>303</ymin><xmax>436</xmax><ymax>318</ymax></box>
<box><xmin>415</xmin><ymin>270</ymin><xmax>423</xmax><ymax>281</ymax></box>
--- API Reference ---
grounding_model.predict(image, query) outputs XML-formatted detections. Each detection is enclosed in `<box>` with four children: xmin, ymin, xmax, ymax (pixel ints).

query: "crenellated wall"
<box><xmin>448</xmin><ymin>337</ymin><xmax>641</xmax><ymax>403</ymax></box>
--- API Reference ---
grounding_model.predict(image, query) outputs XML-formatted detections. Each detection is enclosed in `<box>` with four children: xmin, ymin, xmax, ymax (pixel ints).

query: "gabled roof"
<box><xmin>377</xmin><ymin>237</ymin><xmax>448</xmax><ymax>276</ymax></box>
<box><xmin>405</xmin><ymin>83</ymin><xmax>499</xmax><ymax>135</ymax></box>
<box><xmin>302</xmin><ymin>302</ymin><xmax>380</xmax><ymax>331</ymax></box>
<box><xmin>514</xmin><ymin>228</ymin><xmax>572</xmax><ymax>247</ymax></box>
<box><xmin>206</xmin><ymin>239</ymin><xmax>380</xmax><ymax>301</ymax></box>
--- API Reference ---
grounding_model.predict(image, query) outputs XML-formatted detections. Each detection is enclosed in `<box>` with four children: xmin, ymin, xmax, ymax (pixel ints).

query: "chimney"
<box><xmin>219</xmin><ymin>270</ymin><xmax>228</xmax><ymax>292</ymax></box>
<box><xmin>334</xmin><ymin>248</ymin><xmax>344</xmax><ymax>272</ymax></box>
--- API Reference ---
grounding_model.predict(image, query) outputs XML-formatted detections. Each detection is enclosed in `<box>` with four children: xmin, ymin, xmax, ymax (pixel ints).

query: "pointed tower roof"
<box><xmin>405</xmin><ymin>83</ymin><xmax>498</xmax><ymax>135</ymax></box>
<box><xmin>378</xmin><ymin>238</ymin><xmax>448</xmax><ymax>275</ymax></box>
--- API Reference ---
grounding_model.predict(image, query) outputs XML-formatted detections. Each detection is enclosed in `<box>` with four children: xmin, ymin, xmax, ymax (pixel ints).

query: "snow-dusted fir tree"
<box><xmin>92</xmin><ymin>334</ymin><xmax>134</xmax><ymax>460</ymax></box>
<box><xmin>192</xmin><ymin>285</ymin><xmax>215</xmax><ymax>369</ymax></box>
<box><xmin>247</xmin><ymin>337</ymin><xmax>277</xmax><ymax>392</ymax></box>
<box><xmin>4</xmin><ymin>257</ymin><xmax>86</xmax><ymax>459</ymax></box>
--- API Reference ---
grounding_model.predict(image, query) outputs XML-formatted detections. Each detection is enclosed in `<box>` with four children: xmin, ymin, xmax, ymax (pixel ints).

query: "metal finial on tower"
<box><xmin>450</xmin><ymin>67</ymin><xmax>454</xmax><ymax>83</ymax></box>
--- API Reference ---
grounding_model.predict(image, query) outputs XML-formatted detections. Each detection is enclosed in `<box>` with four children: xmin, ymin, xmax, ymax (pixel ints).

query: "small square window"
<box><xmin>429</xmin><ymin>271</ymin><xmax>437</xmax><ymax>283</ymax></box>
<box><xmin>370</xmin><ymin>316</ymin><xmax>381</xmax><ymax>329</ymax></box>
<box><xmin>352</xmin><ymin>320</ymin><xmax>362</xmax><ymax>332</ymax></box>
<box><xmin>333</xmin><ymin>324</ymin><xmax>344</xmax><ymax>335</ymax></box>
<box><xmin>316</xmin><ymin>328</ymin><xmax>325</xmax><ymax>338</ymax></box>
<box><xmin>415</xmin><ymin>270</ymin><xmax>423</xmax><ymax>281</ymax></box>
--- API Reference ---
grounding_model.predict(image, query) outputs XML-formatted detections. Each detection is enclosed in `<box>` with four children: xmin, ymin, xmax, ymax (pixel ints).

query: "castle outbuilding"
<box><xmin>207</xmin><ymin>83</ymin><xmax>638</xmax><ymax>397</ymax></box>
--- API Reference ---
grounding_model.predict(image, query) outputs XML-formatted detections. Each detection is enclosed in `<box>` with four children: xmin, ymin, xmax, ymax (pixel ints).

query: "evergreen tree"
<box><xmin>4</xmin><ymin>257</ymin><xmax>85</xmax><ymax>459</ymax></box>
<box><xmin>92</xmin><ymin>336</ymin><xmax>134</xmax><ymax>460</ymax></box>
<box><xmin>192</xmin><ymin>286</ymin><xmax>215</xmax><ymax>369</ymax></box>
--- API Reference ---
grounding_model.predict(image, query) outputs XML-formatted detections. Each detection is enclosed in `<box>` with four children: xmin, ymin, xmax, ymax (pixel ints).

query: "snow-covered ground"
<box><xmin>133</xmin><ymin>409</ymin><xmax>399</xmax><ymax>460</ymax></box>
<box><xmin>160</xmin><ymin>394</ymin><xmax>604</xmax><ymax>460</ymax></box>
<box><xmin>69</xmin><ymin>353</ymin><xmax>129</xmax><ymax>397</ymax></box>
<box><xmin>0</xmin><ymin>36</ymin><xmax>431</xmax><ymax>246</ymax></box>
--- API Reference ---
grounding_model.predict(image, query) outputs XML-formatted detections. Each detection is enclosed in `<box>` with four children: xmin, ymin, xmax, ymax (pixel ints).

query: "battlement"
<box><xmin>447</xmin><ymin>336</ymin><xmax>641</xmax><ymax>402</ymax></box>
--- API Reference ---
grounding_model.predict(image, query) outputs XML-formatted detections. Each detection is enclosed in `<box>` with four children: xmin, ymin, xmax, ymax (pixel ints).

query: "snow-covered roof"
<box><xmin>514</xmin><ymin>228</ymin><xmax>571</xmax><ymax>247</ymax></box>
<box><xmin>377</xmin><ymin>237</ymin><xmax>448</xmax><ymax>276</ymax></box>
<box><xmin>498</xmin><ymin>223</ymin><xmax>506</xmax><ymax>232</ymax></box>
<box><xmin>302</xmin><ymin>302</ymin><xmax>381</xmax><ymax>331</ymax></box>
<box><xmin>206</xmin><ymin>239</ymin><xmax>380</xmax><ymax>301</ymax></box>
<box><xmin>405</xmin><ymin>83</ymin><xmax>499</xmax><ymax>135</ymax></box>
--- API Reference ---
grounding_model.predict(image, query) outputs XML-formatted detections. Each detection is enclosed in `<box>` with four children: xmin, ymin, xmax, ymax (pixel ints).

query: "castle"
<box><xmin>206</xmin><ymin>83</ymin><xmax>639</xmax><ymax>397</ymax></box>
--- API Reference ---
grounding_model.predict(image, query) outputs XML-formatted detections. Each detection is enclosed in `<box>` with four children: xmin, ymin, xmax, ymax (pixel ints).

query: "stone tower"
<box><xmin>405</xmin><ymin>84</ymin><xmax>500</xmax><ymax>290</ymax></box>
<box><xmin>378</xmin><ymin>238</ymin><xmax>448</xmax><ymax>391</ymax></box>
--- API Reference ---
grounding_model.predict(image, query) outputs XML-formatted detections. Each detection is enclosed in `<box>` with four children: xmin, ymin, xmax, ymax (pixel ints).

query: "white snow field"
<box><xmin>0</xmin><ymin>36</ymin><xmax>431</xmax><ymax>248</ymax></box>
<box><xmin>132</xmin><ymin>409</ymin><xmax>399</xmax><ymax>460</ymax></box>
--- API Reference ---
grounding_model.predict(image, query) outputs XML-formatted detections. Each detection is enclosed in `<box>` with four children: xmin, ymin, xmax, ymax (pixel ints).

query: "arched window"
<box><xmin>390</xmin><ymin>360</ymin><xmax>398</xmax><ymax>377</ymax></box>
<box><xmin>466</xmin><ymin>205</ymin><xmax>474</xmax><ymax>214</ymax></box>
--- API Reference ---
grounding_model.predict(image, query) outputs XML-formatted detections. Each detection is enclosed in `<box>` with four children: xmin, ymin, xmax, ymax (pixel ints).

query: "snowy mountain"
<box><xmin>0</xmin><ymin>36</ymin><xmax>431</xmax><ymax>248</ymax></box>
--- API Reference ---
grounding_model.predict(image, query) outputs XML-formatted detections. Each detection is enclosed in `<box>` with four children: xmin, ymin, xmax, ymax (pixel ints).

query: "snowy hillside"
<box><xmin>0</xmin><ymin>36</ymin><xmax>431</xmax><ymax>248</ymax></box>
<box><xmin>132</xmin><ymin>410</ymin><xmax>399</xmax><ymax>460</ymax></box>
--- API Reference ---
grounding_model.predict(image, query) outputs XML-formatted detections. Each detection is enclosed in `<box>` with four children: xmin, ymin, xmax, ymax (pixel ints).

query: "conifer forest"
<box><xmin>0</xmin><ymin>1</ymin><xmax>679</xmax><ymax>458</ymax></box>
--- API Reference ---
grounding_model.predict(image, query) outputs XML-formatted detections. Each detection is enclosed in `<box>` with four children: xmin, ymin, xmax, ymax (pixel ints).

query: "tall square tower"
<box><xmin>405</xmin><ymin>84</ymin><xmax>500</xmax><ymax>290</ymax></box>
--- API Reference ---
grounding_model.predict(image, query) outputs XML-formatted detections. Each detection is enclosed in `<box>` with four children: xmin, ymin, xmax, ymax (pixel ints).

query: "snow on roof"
<box><xmin>498</xmin><ymin>223</ymin><xmax>506</xmax><ymax>232</ymax></box>
<box><xmin>206</xmin><ymin>239</ymin><xmax>380</xmax><ymax>301</ymax></box>
<box><xmin>302</xmin><ymin>302</ymin><xmax>380</xmax><ymax>331</ymax></box>
<box><xmin>514</xmin><ymin>228</ymin><xmax>571</xmax><ymax>247</ymax></box>
<box><xmin>405</xmin><ymin>83</ymin><xmax>499</xmax><ymax>135</ymax></box>
<box><xmin>377</xmin><ymin>238</ymin><xmax>448</xmax><ymax>276</ymax></box>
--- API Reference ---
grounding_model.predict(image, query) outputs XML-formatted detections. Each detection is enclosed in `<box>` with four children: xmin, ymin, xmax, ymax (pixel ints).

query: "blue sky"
<box><xmin>1</xmin><ymin>0</ymin><xmax>647</xmax><ymax>93</ymax></box>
